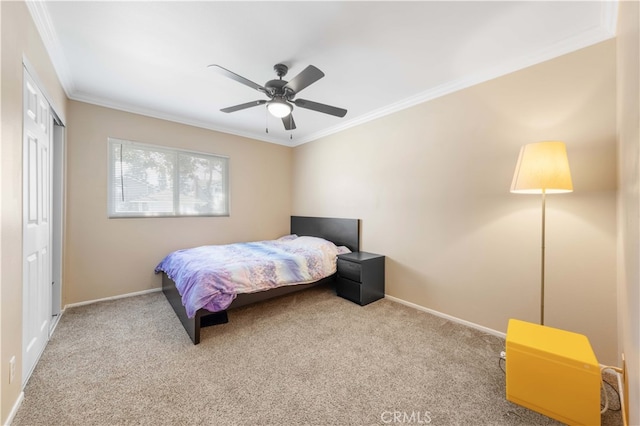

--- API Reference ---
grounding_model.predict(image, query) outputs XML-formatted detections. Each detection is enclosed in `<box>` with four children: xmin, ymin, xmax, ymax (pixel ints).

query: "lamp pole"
<box><xmin>540</xmin><ymin>189</ymin><xmax>546</xmax><ymax>326</ymax></box>
<box><xmin>511</xmin><ymin>141</ymin><xmax>573</xmax><ymax>327</ymax></box>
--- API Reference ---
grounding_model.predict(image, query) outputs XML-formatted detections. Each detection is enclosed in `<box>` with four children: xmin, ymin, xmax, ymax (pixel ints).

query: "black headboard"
<box><xmin>291</xmin><ymin>216</ymin><xmax>360</xmax><ymax>253</ymax></box>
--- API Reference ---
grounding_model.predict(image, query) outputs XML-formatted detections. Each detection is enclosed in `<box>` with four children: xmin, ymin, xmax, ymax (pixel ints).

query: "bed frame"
<box><xmin>162</xmin><ymin>216</ymin><xmax>360</xmax><ymax>344</ymax></box>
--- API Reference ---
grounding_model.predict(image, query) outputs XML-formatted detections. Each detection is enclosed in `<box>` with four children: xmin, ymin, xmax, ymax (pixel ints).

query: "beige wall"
<box><xmin>616</xmin><ymin>1</ymin><xmax>640</xmax><ymax>423</ymax></box>
<box><xmin>0</xmin><ymin>1</ymin><xmax>632</xmax><ymax>423</ymax></box>
<box><xmin>64</xmin><ymin>101</ymin><xmax>292</xmax><ymax>305</ymax></box>
<box><xmin>0</xmin><ymin>1</ymin><xmax>68</xmax><ymax>423</ymax></box>
<box><xmin>293</xmin><ymin>40</ymin><xmax>618</xmax><ymax>365</ymax></box>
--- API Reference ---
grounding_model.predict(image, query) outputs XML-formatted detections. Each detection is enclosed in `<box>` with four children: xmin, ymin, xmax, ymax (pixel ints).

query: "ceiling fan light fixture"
<box><xmin>267</xmin><ymin>98</ymin><xmax>292</xmax><ymax>118</ymax></box>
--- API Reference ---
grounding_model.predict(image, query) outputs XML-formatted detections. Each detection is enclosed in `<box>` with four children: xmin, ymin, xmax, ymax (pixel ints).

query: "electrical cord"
<box><xmin>601</xmin><ymin>379</ymin><xmax>621</xmax><ymax>411</ymax></box>
<box><xmin>600</xmin><ymin>365</ymin><xmax>626</xmax><ymax>426</ymax></box>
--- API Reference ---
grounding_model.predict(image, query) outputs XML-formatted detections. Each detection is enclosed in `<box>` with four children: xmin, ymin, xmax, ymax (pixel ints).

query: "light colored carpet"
<box><xmin>12</xmin><ymin>284</ymin><xmax>622</xmax><ymax>425</ymax></box>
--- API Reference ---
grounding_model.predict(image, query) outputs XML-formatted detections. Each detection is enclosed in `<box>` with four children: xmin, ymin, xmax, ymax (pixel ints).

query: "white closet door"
<box><xmin>22</xmin><ymin>69</ymin><xmax>53</xmax><ymax>386</ymax></box>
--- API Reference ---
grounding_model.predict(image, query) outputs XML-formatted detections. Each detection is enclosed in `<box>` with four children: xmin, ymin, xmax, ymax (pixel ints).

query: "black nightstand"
<box><xmin>336</xmin><ymin>252</ymin><xmax>385</xmax><ymax>305</ymax></box>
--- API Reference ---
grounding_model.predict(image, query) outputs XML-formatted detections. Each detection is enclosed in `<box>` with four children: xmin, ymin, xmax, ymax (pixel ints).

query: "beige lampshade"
<box><xmin>510</xmin><ymin>141</ymin><xmax>573</xmax><ymax>194</ymax></box>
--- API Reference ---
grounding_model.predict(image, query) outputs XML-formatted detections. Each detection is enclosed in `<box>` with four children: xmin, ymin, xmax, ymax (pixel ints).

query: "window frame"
<box><xmin>107</xmin><ymin>138</ymin><xmax>230</xmax><ymax>218</ymax></box>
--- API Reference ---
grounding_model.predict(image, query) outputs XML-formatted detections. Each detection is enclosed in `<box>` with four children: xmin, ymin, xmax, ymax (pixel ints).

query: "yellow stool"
<box><xmin>506</xmin><ymin>319</ymin><xmax>601</xmax><ymax>425</ymax></box>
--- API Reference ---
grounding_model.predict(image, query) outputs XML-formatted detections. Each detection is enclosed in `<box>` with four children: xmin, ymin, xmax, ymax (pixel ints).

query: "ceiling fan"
<box><xmin>208</xmin><ymin>63</ymin><xmax>347</xmax><ymax>131</ymax></box>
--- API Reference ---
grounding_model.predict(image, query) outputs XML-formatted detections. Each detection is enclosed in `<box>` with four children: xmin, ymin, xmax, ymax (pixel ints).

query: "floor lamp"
<box><xmin>510</xmin><ymin>141</ymin><xmax>573</xmax><ymax>325</ymax></box>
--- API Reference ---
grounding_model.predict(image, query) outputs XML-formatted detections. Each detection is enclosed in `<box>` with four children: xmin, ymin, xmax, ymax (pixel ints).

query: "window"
<box><xmin>108</xmin><ymin>138</ymin><xmax>229</xmax><ymax>218</ymax></box>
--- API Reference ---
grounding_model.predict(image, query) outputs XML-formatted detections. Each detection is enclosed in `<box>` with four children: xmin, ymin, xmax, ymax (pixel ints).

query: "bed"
<box><xmin>157</xmin><ymin>216</ymin><xmax>360</xmax><ymax>344</ymax></box>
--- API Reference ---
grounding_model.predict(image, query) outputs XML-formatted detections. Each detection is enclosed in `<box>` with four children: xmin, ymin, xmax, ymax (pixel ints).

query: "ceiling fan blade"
<box><xmin>208</xmin><ymin>64</ymin><xmax>266</xmax><ymax>93</ymax></box>
<box><xmin>294</xmin><ymin>99</ymin><xmax>347</xmax><ymax>118</ymax></box>
<box><xmin>284</xmin><ymin>65</ymin><xmax>324</xmax><ymax>94</ymax></box>
<box><xmin>281</xmin><ymin>114</ymin><xmax>296</xmax><ymax>131</ymax></box>
<box><xmin>220</xmin><ymin>100</ymin><xmax>266</xmax><ymax>113</ymax></box>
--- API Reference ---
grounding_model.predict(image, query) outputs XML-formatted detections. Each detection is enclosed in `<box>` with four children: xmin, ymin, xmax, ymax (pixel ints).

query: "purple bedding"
<box><xmin>155</xmin><ymin>235</ymin><xmax>349</xmax><ymax>318</ymax></box>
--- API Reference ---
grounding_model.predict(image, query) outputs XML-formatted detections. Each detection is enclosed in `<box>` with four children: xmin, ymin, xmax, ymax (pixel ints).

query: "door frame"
<box><xmin>21</xmin><ymin>61</ymin><xmax>65</xmax><ymax>387</ymax></box>
<box><xmin>51</xmin><ymin>121</ymin><xmax>64</xmax><ymax>319</ymax></box>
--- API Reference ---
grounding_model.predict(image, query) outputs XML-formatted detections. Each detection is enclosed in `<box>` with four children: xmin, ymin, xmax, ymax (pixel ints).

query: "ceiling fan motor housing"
<box><xmin>265</xmin><ymin>79</ymin><xmax>290</xmax><ymax>98</ymax></box>
<box><xmin>273</xmin><ymin>63</ymin><xmax>288</xmax><ymax>78</ymax></box>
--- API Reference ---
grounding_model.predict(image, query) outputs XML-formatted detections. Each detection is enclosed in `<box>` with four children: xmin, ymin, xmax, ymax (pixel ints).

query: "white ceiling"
<box><xmin>28</xmin><ymin>1</ymin><xmax>617</xmax><ymax>146</ymax></box>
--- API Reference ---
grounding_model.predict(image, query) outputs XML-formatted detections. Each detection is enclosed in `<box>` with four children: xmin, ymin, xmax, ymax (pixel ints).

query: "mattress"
<box><xmin>155</xmin><ymin>235</ymin><xmax>349</xmax><ymax>317</ymax></box>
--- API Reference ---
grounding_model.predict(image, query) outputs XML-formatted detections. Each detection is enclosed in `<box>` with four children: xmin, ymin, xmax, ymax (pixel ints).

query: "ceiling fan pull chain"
<box><xmin>265</xmin><ymin>107</ymin><xmax>269</xmax><ymax>133</ymax></box>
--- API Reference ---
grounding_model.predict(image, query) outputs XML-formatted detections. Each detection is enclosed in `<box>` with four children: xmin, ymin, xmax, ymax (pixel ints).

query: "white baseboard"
<box><xmin>64</xmin><ymin>287</ymin><xmax>161</xmax><ymax>309</ymax></box>
<box><xmin>386</xmin><ymin>295</ymin><xmax>623</xmax><ymax>371</ymax></box>
<box><xmin>4</xmin><ymin>391</ymin><xmax>24</xmax><ymax>426</ymax></box>
<box><xmin>6</xmin><ymin>288</ymin><xmax>161</xmax><ymax>425</ymax></box>
<box><xmin>65</xmin><ymin>290</ymin><xmax>504</xmax><ymax>338</ymax></box>
<box><xmin>49</xmin><ymin>311</ymin><xmax>63</xmax><ymax>335</ymax></box>
<box><xmin>384</xmin><ymin>294</ymin><xmax>506</xmax><ymax>339</ymax></box>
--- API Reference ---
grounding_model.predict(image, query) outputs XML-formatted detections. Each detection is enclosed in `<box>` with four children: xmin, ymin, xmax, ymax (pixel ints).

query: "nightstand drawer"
<box><xmin>336</xmin><ymin>276</ymin><xmax>363</xmax><ymax>304</ymax></box>
<box><xmin>337</xmin><ymin>259</ymin><xmax>361</xmax><ymax>282</ymax></box>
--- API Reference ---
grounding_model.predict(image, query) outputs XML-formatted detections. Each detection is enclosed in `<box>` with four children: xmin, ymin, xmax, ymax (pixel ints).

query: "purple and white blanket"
<box><xmin>155</xmin><ymin>235</ymin><xmax>349</xmax><ymax>318</ymax></box>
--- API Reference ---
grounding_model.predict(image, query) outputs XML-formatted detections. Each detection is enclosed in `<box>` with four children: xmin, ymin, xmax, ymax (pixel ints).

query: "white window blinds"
<box><xmin>108</xmin><ymin>138</ymin><xmax>229</xmax><ymax>217</ymax></box>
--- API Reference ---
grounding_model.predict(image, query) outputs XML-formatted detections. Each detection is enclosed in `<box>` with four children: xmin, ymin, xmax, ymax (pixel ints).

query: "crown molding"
<box><xmin>293</xmin><ymin>17</ymin><xmax>618</xmax><ymax>146</ymax></box>
<box><xmin>28</xmin><ymin>0</ymin><xmax>619</xmax><ymax>148</ymax></box>
<box><xmin>25</xmin><ymin>0</ymin><xmax>76</xmax><ymax>97</ymax></box>
<box><xmin>69</xmin><ymin>92</ymin><xmax>295</xmax><ymax>147</ymax></box>
<box><xmin>600</xmin><ymin>0</ymin><xmax>620</xmax><ymax>35</ymax></box>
